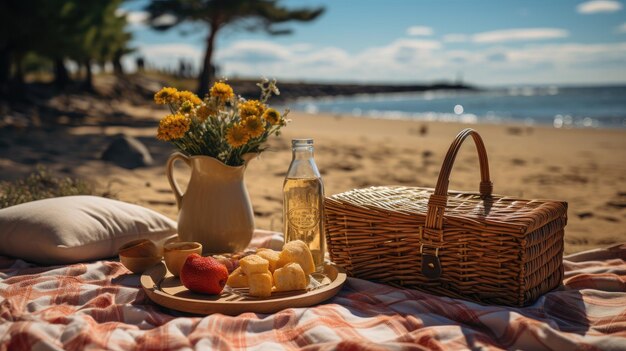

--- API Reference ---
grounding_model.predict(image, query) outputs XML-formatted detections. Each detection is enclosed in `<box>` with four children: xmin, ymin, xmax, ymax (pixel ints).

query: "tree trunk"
<box><xmin>13</xmin><ymin>53</ymin><xmax>24</xmax><ymax>85</ymax></box>
<box><xmin>197</xmin><ymin>23</ymin><xmax>220</xmax><ymax>97</ymax></box>
<box><xmin>83</xmin><ymin>59</ymin><xmax>93</xmax><ymax>91</ymax></box>
<box><xmin>0</xmin><ymin>47</ymin><xmax>11</xmax><ymax>95</ymax></box>
<box><xmin>54</xmin><ymin>58</ymin><xmax>69</xmax><ymax>88</ymax></box>
<box><xmin>113</xmin><ymin>50</ymin><xmax>124</xmax><ymax>76</ymax></box>
<box><xmin>78</xmin><ymin>62</ymin><xmax>85</xmax><ymax>79</ymax></box>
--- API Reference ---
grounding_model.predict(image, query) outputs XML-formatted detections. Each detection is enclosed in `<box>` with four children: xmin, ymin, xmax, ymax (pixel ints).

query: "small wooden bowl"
<box><xmin>164</xmin><ymin>241</ymin><xmax>203</xmax><ymax>277</ymax></box>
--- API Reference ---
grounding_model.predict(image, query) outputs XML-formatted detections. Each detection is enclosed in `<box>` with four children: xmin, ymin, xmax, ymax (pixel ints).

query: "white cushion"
<box><xmin>0</xmin><ymin>196</ymin><xmax>177</xmax><ymax>265</ymax></box>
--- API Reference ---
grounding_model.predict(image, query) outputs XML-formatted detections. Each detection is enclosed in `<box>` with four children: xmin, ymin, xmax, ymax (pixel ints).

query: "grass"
<box><xmin>0</xmin><ymin>167</ymin><xmax>114</xmax><ymax>209</ymax></box>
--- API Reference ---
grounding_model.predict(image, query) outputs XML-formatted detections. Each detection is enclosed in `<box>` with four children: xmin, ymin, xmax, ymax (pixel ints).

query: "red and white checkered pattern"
<box><xmin>1</xmin><ymin>231</ymin><xmax>625</xmax><ymax>350</ymax></box>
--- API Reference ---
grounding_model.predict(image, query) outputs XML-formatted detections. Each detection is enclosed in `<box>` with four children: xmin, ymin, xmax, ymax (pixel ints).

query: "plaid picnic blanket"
<box><xmin>1</xmin><ymin>230</ymin><xmax>625</xmax><ymax>351</ymax></box>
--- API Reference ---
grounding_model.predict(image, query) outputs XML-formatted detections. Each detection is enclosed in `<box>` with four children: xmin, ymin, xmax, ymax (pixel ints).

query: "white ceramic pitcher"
<box><xmin>166</xmin><ymin>152</ymin><xmax>255</xmax><ymax>254</ymax></box>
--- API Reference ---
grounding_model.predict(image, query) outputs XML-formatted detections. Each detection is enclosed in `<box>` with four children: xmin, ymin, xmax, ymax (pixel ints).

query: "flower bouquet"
<box><xmin>154</xmin><ymin>78</ymin><xmax>289</xmax><ymax>166</ymax></box>
<box><xmin>154</xmin><ymin>79</ymin><xmax>289</xmax><ymax>253</ymax></box>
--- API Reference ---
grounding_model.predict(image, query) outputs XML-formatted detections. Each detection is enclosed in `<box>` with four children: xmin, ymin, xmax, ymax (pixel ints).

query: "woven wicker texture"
<box><xmin>324</xmin><ymin>129</ymin><xmax>567</xmax><ymax>306</ymax></box>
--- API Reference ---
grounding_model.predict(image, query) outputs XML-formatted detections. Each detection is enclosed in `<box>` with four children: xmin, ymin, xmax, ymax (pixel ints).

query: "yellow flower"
<box><xmin>196</xmin><ymin>104</ymin><xmax>217</xmax><ymax>121</ymax></box>
<box><xmin>178</xmin><ymin>100</ymin><xmax>194</xmax><ymax>114</ymax></box>
<box><xmin>243</xmin><ymin>116</ymin><xmax>265</xmax><ymax>138</ymax></box>
<box><xmin>210</xmin><ymin>82</ymin><xmax>234</xmax><ymax>101</ymax></box>
<box><xmin>157</xmin><ymin>114</ymin><xmax>191</xmax><ymax>141</ymax></box>
<box><xmin>176</xmin><ymin>90</ymin><xmax>202</xmax><ymax>105</ymax></box>
<box><xmin>262</xmin><ymin>108</ymin><xmax>281</xmax><ymax>125</ymax></box>
<box><xmin>238</xmin><ymin>100</ymin><xmax>266</xmax><ymax>119</ymax></box>
<box><xmin>226</xmin><ymin>123</ymin><xmax>250</xmax><ymax>148</ymax></box>
<box><xmin>154</xmin><ymin>87</ymin><xmax>178</xmax><ymax>105</ymax></box>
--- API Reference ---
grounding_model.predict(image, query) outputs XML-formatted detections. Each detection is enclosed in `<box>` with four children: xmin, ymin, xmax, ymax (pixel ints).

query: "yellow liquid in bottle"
<box><xmin>283</xmin><ymin>177</ymin><xmax>325</xmax><ymax>269</ymax></box>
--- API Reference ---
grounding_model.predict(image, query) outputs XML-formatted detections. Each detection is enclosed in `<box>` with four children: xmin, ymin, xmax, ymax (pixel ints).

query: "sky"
<box><xmin>120</xmin><ymin>0</ymin><xmax>626</xmax><ymax>87</ymax></box>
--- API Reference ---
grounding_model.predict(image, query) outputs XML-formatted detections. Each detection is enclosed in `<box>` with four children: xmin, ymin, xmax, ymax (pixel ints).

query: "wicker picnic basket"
<box><xmin>324</xmin><ymin>128</ymin><xmax>567</xmax><ymax>306</ymax></box>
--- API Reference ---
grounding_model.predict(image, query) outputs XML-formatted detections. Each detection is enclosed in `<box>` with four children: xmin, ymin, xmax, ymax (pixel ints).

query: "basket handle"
<box><xmin>425</xmin><ymin>128</ymin><xmax>493</xmax><ymax>231</ymax></box>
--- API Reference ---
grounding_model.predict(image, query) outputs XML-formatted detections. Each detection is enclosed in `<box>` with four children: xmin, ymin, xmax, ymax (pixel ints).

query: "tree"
<box><xmin>0</xmin><ymin>0</ymin><xmax>44</xmax><ymax>92</ymax></box>
<box><xmin>145</xmin><ymin>0</ymin><xmax>324</xmax><ymax>96</ymax></box>
<box><xmin>67</xmin><ymin>0</ymin><xmax>132</xmax><ymax>90</ymax></box>
<box><xmin>0</xmin><ymin>0</ymin><xmax>133</xmax><ymax>92</ymax></box>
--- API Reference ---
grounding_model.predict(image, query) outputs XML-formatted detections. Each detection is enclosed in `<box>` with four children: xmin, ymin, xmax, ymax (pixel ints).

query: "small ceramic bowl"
<box><xmin>164</xmin><ymin>241</ymin><xmax>203</xmax><ymax>277</ymax></box>
<box><xmin>118</xmin><ymin>239</ymin><xmax>162</xmax><ymax>274</ymax></box>
<box><xmin>119</xmin><ymin>254</ymin><xmax>162</xmax><ymax>274</ymax></box>
<box><xmin>118</xmin><ymin>239</ymin><xmax>160</xmax><ymax>258</ymax></box>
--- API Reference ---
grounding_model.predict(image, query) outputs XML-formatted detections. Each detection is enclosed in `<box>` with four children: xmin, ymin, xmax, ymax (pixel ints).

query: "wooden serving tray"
<box><xmin>141</xmin><ymin>262</ymin><xmax>347</xmax><ymax>315</ymax></box>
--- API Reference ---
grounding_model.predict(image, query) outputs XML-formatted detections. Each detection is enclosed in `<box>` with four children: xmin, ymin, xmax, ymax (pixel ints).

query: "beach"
<box><xmin>1</xmin><ymin>108</ymin><xmax>625</xmax><ymax>254</ymax></box>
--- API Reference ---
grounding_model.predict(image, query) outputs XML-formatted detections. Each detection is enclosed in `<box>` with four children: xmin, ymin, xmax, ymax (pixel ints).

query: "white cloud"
<box><xmin>289</xmin><ymin>43</ymin><xmax>314</xmax><ymax>52</ymax></box>
<box><xmin>117</xmin><ymin>7</ymin><xmax>177</xmax><ymax>28</ymax></box>
<box><xmin>472</xmin><ymin>28</ymin><xmax>569</xmax><ymax>43</ymax></box>
<box><xmin>356</xmin><ymin>39</ymin><xmax>443</xmax><ymax>70</ymax></box>
<box><xmin>617</xmin><ymin>22</ymin><xmax>626</xmax><ymax>32</ymax></box>
<box><xmin>406</xmin><ymin>26</ymin><xmax>434</xmax><ymax>36</ymax></box>
<box><xmin>577</xmin><ymin>0</ymin><xmax>623</xmax><ymax>14</ymax></box>
<box><xmin>298</xmin><ymin>47</ymin><xmax>351</xmax><ymax>66</ymax></box>
<box><xmin>212</xmin><ymin>38</ymin><xmax>446</xmax><ymax>81</ymax></box>
<box><xmin>443</xmin><ymin>34</ymin><xmax>469</xmax><ymax>43</ymax></box>
<box><xmin>127</xmin><ymin>11</ymin><xmax>149</xmax><ymax>25</ymax></box>
<box><xmin>378</xmin><ymin>39</ymin><xmax>442</xmax><ymax>51</ymax></box>
<box><xmin>445</xmin><ymin>28</ymin><xmax>569</xmax><ymax>45</ymax></box>
<box><xmin>433</xmin><ymin>42</ymin><xmax>626</xmax><ymax>84</ymax></box>
<box><xmin>460</xmin><ymin>44</ymin><xmax>626</xmax><ymax>85</ymax></box>
<box><xmin>152</xmin><ymin>14</ymin><xmax>178</xmax><ymax>27</ymax></box>
<box><xmin>217</xmin><ymin>40</ymin><xmax>293</xmax><ymax>63</ymax></box>
<box><xmin>131</xmin><ymin>36</ymin><xmax>626</xmax><ymax>85</ymax></box>
<box><xmin>214</xmin><ymin>41</ymin><xmax>352</xmax><ymax>80</ymax></box>
<box><xmin>115</xmin><ymin>9</ymin><xmax>149</xmax><ymax>26</ymax></box>
<box><xmin>502</xmin><ymin>42</ymin><xmax>626</xmax><ymax>64</ymax></box>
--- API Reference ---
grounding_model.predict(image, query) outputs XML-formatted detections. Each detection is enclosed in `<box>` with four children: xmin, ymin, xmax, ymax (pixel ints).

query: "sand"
<box><xmin>1</xmin><ymin>106</ymin><xmax>625</xmax><ymax>254</ymax></box>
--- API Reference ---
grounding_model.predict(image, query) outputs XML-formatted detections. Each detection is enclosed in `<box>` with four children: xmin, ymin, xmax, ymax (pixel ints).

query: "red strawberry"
<box><xmin>180</xmin><ymin>253</ymin><xmax>228</xmax><ymax>295</ymax></box>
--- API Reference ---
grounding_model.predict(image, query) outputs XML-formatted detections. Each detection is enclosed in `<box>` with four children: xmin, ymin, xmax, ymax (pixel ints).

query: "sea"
<box><xmin>288</xmin><ymin>86</ymin><xmax>626</xmax><ymax>129</ymax></box>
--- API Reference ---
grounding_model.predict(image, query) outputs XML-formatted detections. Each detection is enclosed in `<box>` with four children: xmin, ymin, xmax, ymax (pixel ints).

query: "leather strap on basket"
<box><xmin>421</xmin><ymin>128</ymin><xmax>493</xmax><ymax>279</ymax></box>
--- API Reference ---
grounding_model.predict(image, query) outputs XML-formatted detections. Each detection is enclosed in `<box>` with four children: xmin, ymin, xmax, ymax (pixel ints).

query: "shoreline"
<box><xmin>283</xmin><ymin>110</ymin><xmax>626</xmax><ymax>132</ymax></box>
<box><xmin>283</xmin><ymin>85</ymin><xmax>626</xmax><ymax>130</ymax></box>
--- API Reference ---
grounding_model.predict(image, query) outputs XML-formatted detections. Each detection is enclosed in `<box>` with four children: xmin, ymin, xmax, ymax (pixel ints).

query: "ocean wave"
<box><xmin>286</xmin><ymin>104</ymin><xmax>625</xmax><ymax>129</ymax></box>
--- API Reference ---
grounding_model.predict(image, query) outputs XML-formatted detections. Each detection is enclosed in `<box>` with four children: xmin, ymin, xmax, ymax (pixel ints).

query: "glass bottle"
<box><xmin>283</xmin><ymin>139</ymin><xmax>326</xmax><ymax>270</ymax></box>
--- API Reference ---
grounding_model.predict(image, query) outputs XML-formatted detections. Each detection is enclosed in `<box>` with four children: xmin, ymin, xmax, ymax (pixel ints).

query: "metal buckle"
<box><xmin>420</xmin><ymin>244</ymin><xmax>442</xmax><ymax>280</ymax></box>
